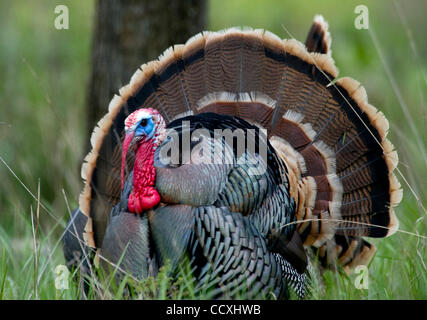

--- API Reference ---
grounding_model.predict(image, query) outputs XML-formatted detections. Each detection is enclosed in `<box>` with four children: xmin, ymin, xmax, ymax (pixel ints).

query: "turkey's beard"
<box><xmin>121</xmin><ymin>136</ymin><xmax>161</xmax><ymax>214</ymax></box>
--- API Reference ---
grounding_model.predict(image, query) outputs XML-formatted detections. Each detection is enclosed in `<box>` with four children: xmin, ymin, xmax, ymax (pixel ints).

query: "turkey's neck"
<box><xmin>132</xmin><ymin>140</ymin><xmax>156</xmax><ymax>196</ymax></box>
<box><xmin>121</xmin><ymin>135</ymin><xmax>160</xmax><ymax>213</ymax></box>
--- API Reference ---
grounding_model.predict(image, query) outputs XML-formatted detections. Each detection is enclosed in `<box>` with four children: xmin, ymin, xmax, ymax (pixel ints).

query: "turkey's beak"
<box><xmin>121</xmin><ymin>132</ymin><xmax>134</xmax><ymax>190</ymax></box>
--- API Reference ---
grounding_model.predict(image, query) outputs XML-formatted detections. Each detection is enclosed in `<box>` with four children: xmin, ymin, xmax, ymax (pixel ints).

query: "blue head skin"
<box><xmin>134</xmin><ymin>116</ymin><xmax>155</xmax><ymax>140</ymax></box>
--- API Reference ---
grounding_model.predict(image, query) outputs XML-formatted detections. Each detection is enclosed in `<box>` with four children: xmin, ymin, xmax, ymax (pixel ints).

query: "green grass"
<box><xmin>0</xmin><ymin>0</ymin><xmax>426</xmax><ymax>299</ymax></box>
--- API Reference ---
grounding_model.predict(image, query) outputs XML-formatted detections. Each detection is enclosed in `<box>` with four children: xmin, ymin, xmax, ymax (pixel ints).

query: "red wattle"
<box><xmin>126</xmin><ymin>140</ymin><xmax>160</xmax><ymax>214</ymax></box>
<box><xmin>128</xmin><ymin>188</ymin><xmax>160</xmax><ymax>213</ymax></box>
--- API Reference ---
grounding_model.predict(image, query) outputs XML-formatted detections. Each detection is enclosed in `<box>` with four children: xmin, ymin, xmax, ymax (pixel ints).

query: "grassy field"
<box><xmin>0</xmin><ymin>0</ymin><xmax>425</xmax><ymax>299</ymax></box>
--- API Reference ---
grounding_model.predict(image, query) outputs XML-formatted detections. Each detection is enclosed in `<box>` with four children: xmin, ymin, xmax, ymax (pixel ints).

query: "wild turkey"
<box><xmin>63</xmin><ymin>15</ymin><xmax>402</xmax><ymax>299</ymax></box>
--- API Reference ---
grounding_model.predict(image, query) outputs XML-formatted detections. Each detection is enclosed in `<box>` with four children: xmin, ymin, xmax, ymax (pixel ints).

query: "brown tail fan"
<box><xmin>79</xmin><ymin>16</ymin><xmax>402</xmax><ymax>273</ymax></box>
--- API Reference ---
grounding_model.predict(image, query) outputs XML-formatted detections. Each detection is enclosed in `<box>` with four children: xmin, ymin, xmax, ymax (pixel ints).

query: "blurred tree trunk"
<box><xmin>86</xmin><ymin>0</ymin><xmax>207</xmax><ymax>140</ymax></box>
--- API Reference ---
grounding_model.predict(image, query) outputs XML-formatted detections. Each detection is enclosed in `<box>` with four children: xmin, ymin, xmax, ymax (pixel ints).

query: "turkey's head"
<box><xmin>121</xmin><ymin>108</ymin><xmax>166</xmax><ymax>214</ymax></box>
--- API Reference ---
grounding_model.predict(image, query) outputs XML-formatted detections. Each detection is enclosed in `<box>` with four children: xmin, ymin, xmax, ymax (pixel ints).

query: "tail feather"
<box><xmin>182</xmin><ymin>32</ymin><xmax>209</xmax><ymax>110</ymax></box>
<box><xmin>239</xmin><ymin>29</ymin><xmax>265</xmax><ymax>92</ymax></box>
<box><xmin>196</xmin><ymin>92</ymin><xmax>275</xmax><ymax>128</ymax></box>
<box><xmin>316</xmin><ymin>235</ymin><xmax>377</xmax><ymax>273</ymax></box>
<box><xmin>305</xmin><ymin>14</ymin><xmax>332</xmax><ymax>55</ymax></box>
<box><xmin>152</xmin><ymin>46</ymin><xmax>192</xmax><ymax>119</ymax></box>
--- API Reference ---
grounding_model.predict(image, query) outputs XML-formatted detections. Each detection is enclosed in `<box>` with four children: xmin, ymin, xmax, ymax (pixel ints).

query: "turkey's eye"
<box><xmin>140</xmin><ymin>119</ymin><xmax>148</xmax><ymax>127</ymax></box>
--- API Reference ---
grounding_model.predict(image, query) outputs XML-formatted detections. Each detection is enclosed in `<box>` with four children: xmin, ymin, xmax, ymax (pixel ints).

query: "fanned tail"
<box><xmin>299</xmin><ymin>15</ymin><xmax>401</xmax><ymax>270</ymax></box>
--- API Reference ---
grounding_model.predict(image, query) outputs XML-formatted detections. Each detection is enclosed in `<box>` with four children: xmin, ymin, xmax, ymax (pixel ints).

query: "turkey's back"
<box><xmin>155</xmin><ymin>112</ymin><xmax>287</xmax><ymax>212</ymax></box>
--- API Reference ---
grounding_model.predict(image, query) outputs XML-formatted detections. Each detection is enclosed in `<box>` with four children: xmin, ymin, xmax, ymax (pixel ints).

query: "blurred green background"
<box><xmin>0</xmin><ymin>0</ymin><xmax>425</xmax><ymax>299</ymax></box>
